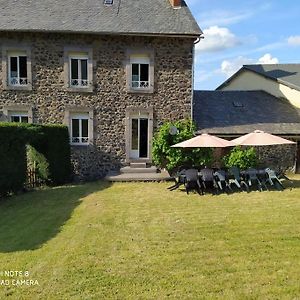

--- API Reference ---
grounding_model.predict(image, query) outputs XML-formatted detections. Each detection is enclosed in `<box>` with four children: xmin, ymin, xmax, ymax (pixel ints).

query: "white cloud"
<box><xmin>220</xmin><ymin>56</ymin><xmax>254</xmax><ymax>77</ymax></box>
<box><xmin>258</xmin><ymin>53</ymin><xmax>279</xmax><ymax>64</ymax></box>
<box><xmin>219</xmin><ymin>53</ymin><xmax>279</xmax><ymax>77</ymax></box>
<box><xmin>199</xmin><ymin>10</ymin><xmax>252</xmax><ymax>27</ymax></box>
<box><xmin>287</xmin><ymin>35</ymin><xmax>300</xmax><ymax>46</ymax></box>
<box><xmin>197</xmin><ymin>3</ymin><xmax>272</xmax><ymax>27</ymax></box>
<box><xmin>196</xmin><ymin>26</ymin><xmax>241</xmax><ymax>53</ymax></box>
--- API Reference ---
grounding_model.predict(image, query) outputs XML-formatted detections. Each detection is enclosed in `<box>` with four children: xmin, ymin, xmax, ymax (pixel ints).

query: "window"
<box><xmin>70</xmin><ymin>113</ymin><xmax>89</xmax><ymax>145</ymax></box>
<box><xmin>126</xmin><ymin>50</ymin><xmax>154</xmax><ymax>93</ymax></box>
<box><xmin>70</xmin><ymin>56</ymin><xmax>89</xmax><ymax>87</ymax></box>
<box><xmin>2</xmin><ymin>47</ymin><xmax>32</xmax><ymax>91</ymax></box>
<box><xmin>130</xmin><ymin>55</ymin><xmax>150</xmax><ymax>89</ymax></box>
<box><xmin>8</xmin><ymin>52</ymin><xmax>28</xmax><ymax>86</ymax></box>
<box><xmin>64</xmin><ymin>48</ymin><xmax>93</xmax><ymax>92</ymax></box>
<box><xmin>10</xmin><ymin>112</ymin><xmax>29</xmax><ymax>123</ymax></box>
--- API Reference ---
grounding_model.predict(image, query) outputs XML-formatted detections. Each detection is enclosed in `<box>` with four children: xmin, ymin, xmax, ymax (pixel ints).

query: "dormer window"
<box><xmin>104</xmin><ymin>0</ymin><xmax>113</xmax><ymax>5</ymax></box>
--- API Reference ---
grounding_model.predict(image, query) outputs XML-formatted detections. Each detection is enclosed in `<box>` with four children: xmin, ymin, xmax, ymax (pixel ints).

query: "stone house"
<box><xmin>0</xmin><ymin>0</ymin><xmax>202</xmax><ymax>180</ymax></box>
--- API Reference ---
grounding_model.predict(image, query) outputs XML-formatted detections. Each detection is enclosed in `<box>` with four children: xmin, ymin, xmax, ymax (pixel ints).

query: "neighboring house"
<box><xmin>193</xmin><ymin>90</ymin><xmax>300</xmax><ymax>171</ymax></box>
<box><xmin>217</xmin><ymin>64</ymin><xmax>300</xmax><ymax>108</ymax></box>
<box><xmin>0</xmin><ymin>0</ymin><xmax>202</xmax><ymax>179</ymax></box>
<box><xmin>214</xmin><ymin>64</ymin><xmax>300</xmax><ymax>171</ymax></box>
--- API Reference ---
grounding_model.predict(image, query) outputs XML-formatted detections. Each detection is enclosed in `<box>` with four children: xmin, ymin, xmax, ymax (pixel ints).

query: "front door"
<box><xmin>130</xmin><ymin>116</ymin><xmax>149</xmax><ymax>159</ymax></box>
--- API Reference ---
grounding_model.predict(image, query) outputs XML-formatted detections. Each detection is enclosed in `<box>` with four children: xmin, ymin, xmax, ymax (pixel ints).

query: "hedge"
<box><xmin>0</xmin><ymin>123</ymin><xmax>71</xmax><ymax>197</ymax></box>
<box><xmin>31</xmin><ymin>125</ymin><xmax>72</xmax><ymax>185</ymax></box>
<box><xmin>0</xmin><ymin>123</ymin><xmax>28</xmax><ymax>197</ymax></box>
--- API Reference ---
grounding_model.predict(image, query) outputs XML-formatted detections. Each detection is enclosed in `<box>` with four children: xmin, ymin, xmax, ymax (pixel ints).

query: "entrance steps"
<box><xmin>105</xmin><ymin>165</ymin><xmax>172</xmax><ymax>182</ymax></box>
<box><xmin>121</xmin><ymin>166</ymin><xmax>158</xmax><ymax>174</ymax></box>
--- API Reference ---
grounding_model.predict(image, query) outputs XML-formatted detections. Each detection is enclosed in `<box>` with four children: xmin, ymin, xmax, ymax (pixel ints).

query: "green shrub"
<box><xmin>223</xmin><ymin>146</ymin><xmax>258</xmax><ymax>170</ymax></box>
<box><xmin>152</xmin><ymin>119</ymin><xmax>212</xmax><ymax>173</ymax></box>
<box><xmin>27</xmin><ymin>145</ymin><xmax>49</xmax><ymax>181</ymax></box>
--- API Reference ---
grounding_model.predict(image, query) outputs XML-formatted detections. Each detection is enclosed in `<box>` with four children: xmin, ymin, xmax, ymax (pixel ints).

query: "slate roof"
<box><xmin>0</xmin><ymin>0</ymin><xmax>202</xmax><ymax>37</ymax></box>
<box><xmin>217</xmin><ymin>64</ymin><xmax>300</xmax><ymax>91</ymax></box>
<box><xmin>193</xmin><ymin>90</ymin><xmax>300</xmax><ymax>135</ymax></box>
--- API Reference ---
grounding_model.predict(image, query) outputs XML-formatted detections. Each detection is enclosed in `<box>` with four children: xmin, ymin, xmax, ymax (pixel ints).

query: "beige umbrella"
<box><xmin>231</xmin><ymin>130</ymin><xmax>296</xmax><ymax>146</ymax></box>
<box><xmin>171</xmin><ymin>133</ymin><xmax>236</xmax><ymax>148</ymax></box>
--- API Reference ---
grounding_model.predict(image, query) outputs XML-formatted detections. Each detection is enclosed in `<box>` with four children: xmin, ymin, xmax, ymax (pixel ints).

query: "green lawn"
<box><xmin>0</xmin><ymin>177</ymin><xmax>300</xmax><ymax>299</ymax></box>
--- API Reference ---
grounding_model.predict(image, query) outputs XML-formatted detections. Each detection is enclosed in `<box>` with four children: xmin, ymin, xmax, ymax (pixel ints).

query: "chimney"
<box><xmin>169</xmin><ymin>0</ymin><xmax>182</xmax><ymax>8</ymax></box>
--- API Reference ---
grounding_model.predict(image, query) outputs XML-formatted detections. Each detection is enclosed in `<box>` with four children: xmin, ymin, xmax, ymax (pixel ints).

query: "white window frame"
<box><xmin>130</xmin><ymin>56</ymin><xmax>150</xmax><ymax>89</ymax></box>
<box><xmin>8</xmin><ymin>51</ymin><xmax>28</xmax><ymax>87</ymax></box>
<box><xmin>9</xmin><ymin>111</ymin><xmax>29</xmax><ymax>123</ymax></box>
<box><xmin>70</xmin><ymin>113</ymin><xmax>90</xmax><ymax>146</ymax></box>
<box><xmin>69</xmin><ymin>54</ymin><xmax>89</xmax><ymax>88</ymax></box>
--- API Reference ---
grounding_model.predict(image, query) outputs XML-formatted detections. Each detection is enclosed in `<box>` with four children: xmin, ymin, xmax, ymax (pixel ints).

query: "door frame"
<box><xmin>125</xmin><ymin>107</ymin><xmax>153</xmax><ymax>163</ymax></box>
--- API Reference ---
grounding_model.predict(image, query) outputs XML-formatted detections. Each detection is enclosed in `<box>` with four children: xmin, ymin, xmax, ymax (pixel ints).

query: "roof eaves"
<box><xmin>0</xmin><ymin>28</ymin><xmax>202</xmax><ymax>39</ymax></box>
<box><xmin>215</xmin><ymin>67</ymin><xmax>245</xmax><ymax>90</ymax></box>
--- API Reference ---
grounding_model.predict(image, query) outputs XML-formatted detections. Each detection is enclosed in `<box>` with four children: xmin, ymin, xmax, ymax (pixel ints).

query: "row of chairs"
<box><xmin>168</xmin><ymin>166</ymin><xmax>286</xmax><ymax>195</ymax></box>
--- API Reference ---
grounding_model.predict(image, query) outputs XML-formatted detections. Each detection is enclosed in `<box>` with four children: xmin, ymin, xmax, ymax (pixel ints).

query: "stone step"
<box><xmin>130</xmin><ymin>162</ymin><xmax>147</xmax><ymax>168</ymax></box>
<box><xmin>105</xmin><ymin>170</ymin><xmax>172</xmax><ymax>182</ymax></box>
<box><xmin>120</xmin><ymin>166</ymin><xmax>158</xmax><ymax>174</ymax></box>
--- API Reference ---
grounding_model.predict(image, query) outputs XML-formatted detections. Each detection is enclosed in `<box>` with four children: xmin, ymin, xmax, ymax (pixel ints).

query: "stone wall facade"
<box><xmin>0</xmin><ymin>32</ymin><xmax>194</xmax><ymax>180</ymax></box>
<box><xmin>257</xmin><ymin>144</ymin><xmax>297</xmax><ymax>172</ymax></box>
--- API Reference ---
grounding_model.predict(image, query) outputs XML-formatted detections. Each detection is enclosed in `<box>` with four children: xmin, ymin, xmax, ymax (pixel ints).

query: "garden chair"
<box><xmin>168</xmin><ymin>167</ymin><xmax>187</xmax><ymax>191</ymax></box>
<box><xmin>184</xmin><ymin>169</ymin><xmax>203</xmax><ymax>195</ymax></box>
<box><xmin>228</xmin><ymin>166</ymin><xmax>249</xmax><ymax>192</ymax></box>
<box><xmin>256</xmin><ymin>169</ymin><xmax>269</xmax><ymax>191</ymax></box>
<box><xmin>244</xmin><ymin>168</ymin><xmax>263</xmax><ymax>192</ymax></box>
<box><xmin>213</xmin><ymin>169</ymin><xmax>232</xmax><ymax>193</ymax></box>
<box><xmin>199</xmin><ymin>168</ymin><xmax>217</xmax><ymax>194</ymax></box>
<box><xmin>265</xmin><ymin>168</ymin><xmax>284</xmax><ymax>191</ymax></box>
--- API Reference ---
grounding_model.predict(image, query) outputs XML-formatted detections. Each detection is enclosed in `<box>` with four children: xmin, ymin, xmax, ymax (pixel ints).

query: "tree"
<box><xmin>152</xmin><ymin>119</ymin><xmax>212</xmax><ymax>173</ymax></box>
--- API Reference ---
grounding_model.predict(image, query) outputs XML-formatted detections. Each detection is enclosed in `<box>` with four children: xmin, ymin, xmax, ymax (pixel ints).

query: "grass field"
<box><xmin>0</xmin><ymin>177</ymin><xmax>300</xmax><ymax>299</ymax></box>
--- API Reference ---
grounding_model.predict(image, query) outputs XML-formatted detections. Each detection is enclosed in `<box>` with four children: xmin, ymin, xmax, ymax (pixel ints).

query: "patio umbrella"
<box><xmin>231</xmin><ymin>130</ymin><xmax>296</xmax><ymax>146</ymax></box>
<box><xmin>171</xmin><ymin>133</ymin><xmax>236</xmax><ymax>148</ymax></box>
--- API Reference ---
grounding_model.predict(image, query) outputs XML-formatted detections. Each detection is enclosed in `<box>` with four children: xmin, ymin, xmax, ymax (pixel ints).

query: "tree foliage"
<box><xmin>27</xmin><ymin>145</ymin><xmax>50</xmax><ymax>181</ymax></box>
<box><xmin>152</xmin><ymin>119</ymin><xmax>212</xmax><ymax>173</ymax></box>
<box><xmin>223</xmin><ymin>146</ymin><xmax>258</xmax><ymax>170</ymax></box>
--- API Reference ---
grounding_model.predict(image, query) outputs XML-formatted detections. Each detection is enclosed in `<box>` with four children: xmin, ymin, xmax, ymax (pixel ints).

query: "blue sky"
<box><xmin>185</xmin><ymin>0</ymin><xmax>300</xmax><ymax>90</ymax></box>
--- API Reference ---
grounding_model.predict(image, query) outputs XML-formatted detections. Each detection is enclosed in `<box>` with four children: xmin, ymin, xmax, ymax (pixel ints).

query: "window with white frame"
<box><xmin>70</xmin><ymin>113</ymin><xmax>89</xmax><ymax>145</ymax></box>
<box><xmin>8</xmin><ymin>51</ymin><xmax>28</xmax><ymax>86</ymax></box>
<box><xmin>69</xmin><ymin>54</ymin><xmax>89</xmax><ymax>87</ymax></box>
<box><xmin>10</xmin><ymin>111</ymin><xmax>29</xmax><ymax>123</ymax></box>
<box><xmin>130</xmin><ymin>55</ymin><xmax>150</xmax><ymax>89</ymax></box>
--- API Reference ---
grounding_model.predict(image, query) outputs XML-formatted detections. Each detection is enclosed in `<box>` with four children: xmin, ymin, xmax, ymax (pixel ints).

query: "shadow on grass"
<box><xmin>283</xmin><ymin>178</ymin><xmax>300</xmax><ymax>189</ymax></box>
<box><xmin>0</xmin><ymin>181</ymin><xmax>111</xmax><ymax>253</ymax></box>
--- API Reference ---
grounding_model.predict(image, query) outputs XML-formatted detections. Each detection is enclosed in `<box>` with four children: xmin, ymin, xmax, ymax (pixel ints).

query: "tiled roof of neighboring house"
<box><xmin>193</xmin><ymin>90</ymin><xmax>300</xmax><ymax>135</ymax></box>
<box><xmin>0</xmin><ymin>0</ymin><xmax>202</xmax><ymax>37</ymax></box>
<box><xmin>217</xmin><ymin>64</ymin><xmax>300</xmax><ymax>91</ymax></box>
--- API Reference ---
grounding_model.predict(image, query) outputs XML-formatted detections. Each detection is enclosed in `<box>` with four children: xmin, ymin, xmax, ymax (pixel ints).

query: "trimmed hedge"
<box><xmin>0</xmin><ymin>123</ymin><xmax>71</xmax><ymax>197</ymax></box>
<box><xmin>31</xmin><ymin>125</ymin><xmax>72</xmax><ymax>185</ymax></box>
<box><xmin>0</xmin><ymin>123</ymin><xmax>28</xmax><ymax>197</ymax></box>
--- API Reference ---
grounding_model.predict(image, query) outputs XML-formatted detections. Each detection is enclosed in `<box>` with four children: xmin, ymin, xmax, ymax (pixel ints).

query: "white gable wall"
<box><xmin>220</xmin><ymin>70</ymin><xmax>300</xmax><ymax>108</ymax></box>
